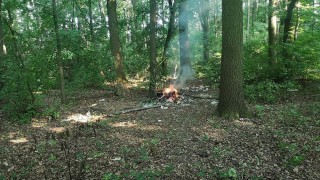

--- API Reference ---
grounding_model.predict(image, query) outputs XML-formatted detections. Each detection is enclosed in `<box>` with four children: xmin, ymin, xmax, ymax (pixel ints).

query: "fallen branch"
<box><xmin>185</xmin><ymin>94</ymin><xmax>215</xmax><ymax>99</ymax></box>
<box><xmin>107</xmin><ymin>105</ymin><xmax>162</xmax><ymax>117</ymax></box>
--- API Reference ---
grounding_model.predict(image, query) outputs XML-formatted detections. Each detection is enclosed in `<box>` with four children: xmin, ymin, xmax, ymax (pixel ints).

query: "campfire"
<box><xmin>159</xmin><ymin>83</ymin><xmax>180</xmax><ymax>102</ymax></box>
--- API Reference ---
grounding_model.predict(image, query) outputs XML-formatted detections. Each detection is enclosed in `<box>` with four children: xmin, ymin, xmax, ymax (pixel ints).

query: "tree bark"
<box><xmin>268</xmin><ymin>0</ymin><xmax>277</xmax><ymax>66</ymax></box>
<box><xmin>149</xmin><ymin>0</ymin><xmax>157</xmax><ymax>97</ymax></box>
<box><xmin>247</xmin><ymin>0</ymin><xmax>251</xmax><ymax>41</ymax></box>
<box><xmin>161</xmin><ymin>0</ymin><xmax>176</xmax><ymax>76</ymax></box>
<box><xmin>52</xmin><ymin>0</ymin><xmax>66</xmax><ymax>104</ymax></box>
<box><xmin>283</xmin><ymin>0</ymin><xmax>298</xmax><ymax>43</ymax></box>
<box><xmin>251</xmin><ymin>0</ymin><xmax>258</xmax><ymax>36</ymax></box>
<box><xmin>217</xmin><ymin>0</ymin><xmax>247</xmax><ymax>119</ymax></box>
<box><xmin>88</xmin><ymin>0</ymin><xmax>94</xmax><ymax>41</ymax></box>
<box><xmin>0</xmin><ymin>0</ymin><xmax>4</xmax><ymax>56</ymax></box>
<box><xmin>199</xmin><ymin>0</ymin><xmax>210</xmax><ymax>62</ymax></box>
<box><xmin>107</xmin><ymin>0</ymin><xmax>127</xmax><ymax>83</ymax></box>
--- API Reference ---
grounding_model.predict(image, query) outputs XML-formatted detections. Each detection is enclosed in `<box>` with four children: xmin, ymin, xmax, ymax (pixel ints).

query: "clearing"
<box><xmin>0</xmin><ymin>79</ymin><xmax>319</xmax><ymax>179</ymax></box>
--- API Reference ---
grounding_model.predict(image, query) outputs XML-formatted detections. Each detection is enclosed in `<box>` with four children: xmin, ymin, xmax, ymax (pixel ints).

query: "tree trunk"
<box><xmin>161</xmin><ymin>0</ymin><xmax>176</xmax><ymax>76</ymax></box>
<box><xmin>283</xmin><ymin>0</ymin><xmax>298</xmax><ymax>43</ymax></box>
<box><xmin>247</xmin><ymin>0</ymin><xmax>251</xmax><ymax>41</ymax></box>
<box><xmin>6</xmin><ymin>8</ymin><xmax>35</xmax><ymax>103</ymax></box>
<box><xmin>293</xmin><ymin>4</ymin><xmax>300</xmax><ymax>41</ymax></box>
<box><xmin>149</xmin><ymin>0</ymin><xmax>157</xmax><ymax>97</ymax></box>
<box><xmin>107</xmin><ymin>0</ymin><xmax>127</xmax><ymax>83</ymax></box>
<box><xmin>268</xmin><ymin>0</ymin><xmax>277</xmax><ymax>66</ymax></box>
<box><xmin>0</xmin><ymin>0</ymin><xmax>4</xmax><ymax>56</ymax></box>
<box><xmin>88</xmin><ymin>0</ymin><xmax>94</xmax><ymax>41</ymax></box>
<box><xmin>177</xmin><ymin>0</ymin><xmax>193</xmax><ymax>88</ymax></box>
<box><xmin>217</xmin><ymin>0</ymin><xmax>247</xmax><ymax>119</ymax></box>
<box><xmin>199</xmin><ymin>0</ymin><xmax>210</xmax><ymax>62</ymax></box>
<box><xmin>52</xmin><ymin>0</ymin><xmax>66</xmax><ymax>104</ymax></box>
<box><xmin>251</xmin><ymin>0</ymin><xmax>258</xmax><ymax>36</ymax></box>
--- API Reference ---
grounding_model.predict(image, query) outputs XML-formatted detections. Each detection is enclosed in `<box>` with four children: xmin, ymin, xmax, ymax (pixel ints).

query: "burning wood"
<box><xmin>159</xmin><ymin>84</ymin><xmax>179</xmax><ymax>102</ymax></box>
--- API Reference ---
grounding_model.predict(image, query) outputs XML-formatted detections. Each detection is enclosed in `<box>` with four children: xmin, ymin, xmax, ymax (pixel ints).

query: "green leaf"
<box><xmin>227</xmin><ymin>168</ymin><xmax>237</xmax><ymax>178</ymax></box>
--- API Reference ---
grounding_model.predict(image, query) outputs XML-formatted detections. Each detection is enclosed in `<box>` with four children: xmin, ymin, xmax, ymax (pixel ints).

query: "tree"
<box><xmin>106</xmin><ymin>0</ymin><xmax>127</xmax><ymax>83</ymax></box>
<box><xmin>198</xmin><ymin>0</ymin><xmax>210</xmax><ymax>62</ymax></box>
<box><xmin>268</xmin><ymin>0</ymin><xmax>277</xmax><ymax>66</ymax></box>
<box><xmin>217</xmin><ymin>0</ymin><xmax>247</xmax><ymax>119</ymax></box>
<box><xmin>88</xmin><ymin>0</ymin><xmax>94</xmax><ymax>41</ymax></box>
<box><xmin>283</xmin><ymin>0</ymin><xmax>298</xmax><ymax>44</ymax></box>
<box><xmin>161</xmin><ymin>0</ymin><xmax>176</xmax><ymax>76</ymax></box>
<box><xmin>52</xmin><ymin>0</ymin><xmax>66</xmax><ymax>104</ymax></box>
<box><xmin>0</xmin><ymin>0</ymin><xmax>4</xmax><ymax>56</ymax></box>
<box><xmin>149</xmin><ymin>0</ymin><xmax>157</xmax><ymax>97</ymax></box>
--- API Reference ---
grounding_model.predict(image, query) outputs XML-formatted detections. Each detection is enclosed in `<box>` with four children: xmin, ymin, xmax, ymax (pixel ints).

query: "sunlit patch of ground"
<box><xmin>0</xmin><ymin>79</ymin><xmax>319</xmax><ymax>179</ymax></box>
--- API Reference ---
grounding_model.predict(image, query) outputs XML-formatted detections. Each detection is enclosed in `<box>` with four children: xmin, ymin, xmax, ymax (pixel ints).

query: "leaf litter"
<box><xmin>0</xmin><ymin>79</ymin><xmax>319</xmax><ymax>179</ymax></box>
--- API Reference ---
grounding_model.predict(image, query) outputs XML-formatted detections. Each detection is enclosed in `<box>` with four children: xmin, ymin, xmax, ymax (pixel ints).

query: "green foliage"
<box><xmin>195</xmin><ymin>52</ymin><xmax>221</xmax><ymax>86</ymax></box>
<box><xmin>103</xmin><ymin>165</ymin><xmax>174</xmax><ymax>180</ymax></box>
<box><xmin>103</xmin><ymin>173</ymin><xmax>121</xmax><ymax>180</ymax></box>
<box><xmin>0</xmin><ymin>57</ymin><xmax>34</xmax><ymax>122</ymax></box>
<box><xmin>245</xmin><ymin>80</ymin><xmax>300</xmax><ymax>103</ymax></box>
<box><xmin>0</xmin><ymin>174</ymin><xmax>5</xmax><ymax>180</ymax></box>
<box><xmin>254</xmin><ymin>105</ymin><xmax>265</xmax><ymax>118</ymax></box>
<box><xmin>288</xmin><ymin>32</ymin><xmax>320</xmax><ymax>79</ymax></box>
<box><xmin>279</xmin><ymin>104</ymin><xmax>312</xmax><ymax>127</ymax></box>
<box><xmin>278</xmin><ymin>141</ymin><xmax>306</xmax><ymax>168</ymax></box>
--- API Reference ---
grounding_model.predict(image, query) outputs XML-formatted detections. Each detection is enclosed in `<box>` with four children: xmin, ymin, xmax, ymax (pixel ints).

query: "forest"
<box><xmin>0</xmin><ymin>0</ymin><xmax>319</xmax><ymax>179</ymax></box>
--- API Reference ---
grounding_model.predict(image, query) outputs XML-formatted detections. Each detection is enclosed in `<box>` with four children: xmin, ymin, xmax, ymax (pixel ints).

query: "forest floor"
<box><xmin>0</xmin><ymin>78</ymin><xmax>319</xmax><ymax>179</ymax></box>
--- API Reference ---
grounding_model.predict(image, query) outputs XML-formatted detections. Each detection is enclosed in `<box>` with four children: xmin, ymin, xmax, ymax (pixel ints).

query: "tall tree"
<box><xmin>161</xmin><ymin>0</ymin><xmax>176</xmax><ymax>76</ymax></box>
<box><xmin>149</xmin><ymin>0</ymin><xmax>157</xmax><ymax>97</ymax></box>
<box><xmin>217</xmin><ymin>0</ymin><xmax>247</xmax><ymax>119</ymax></box>
<box><xmin>198</xmin><ymin>0</ymin><xmax>210</xmax><ymax>62</ymax></box>
<box><xmin>283</xmin><ymin>0</ymin><xmax>298</xmax><ymax>43</ymax></box>
<box><xmin>177</xmin><ymin>0</ymin><xmax>193</xmax><ymax>87</ymax></box>
<box><xmin>268</xmin><ymin>0</ymin><xmax>277</xmax><ymax>66</ymax></box>
<box><xmin>246</xmin><ymin>0</ymin><xmax>251</xmax><ymax>41</ymax></box>
<box><xmin>3</xmin><ymin>6</ymin><xmax>35</xmax><ymax>103</ymax></box>
<box><xmin>0</xmin><ymin>0</ymin><xmax>4</xmax><ymax>56</ymax></box>
<box><xmin>88</xmin><ymin>0</ymin><xmax>94</xmax><ymax>41</ymax></box>
<box><xmin>106</xmin><ymin>0</ymin><xmax>127</xmax><ymax>83</ymax></box>
<box><xmin>52</xmin><ymin>0</ymin><xmax>66</xmax><ymax>104</ymax></box>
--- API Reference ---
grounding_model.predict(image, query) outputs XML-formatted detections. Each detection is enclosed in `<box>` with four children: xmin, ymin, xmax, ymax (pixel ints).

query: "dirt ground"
<box><xmin>0</xmin><ymin>79</ymin><xmax>319</xmax><ymax>179</ymax></box>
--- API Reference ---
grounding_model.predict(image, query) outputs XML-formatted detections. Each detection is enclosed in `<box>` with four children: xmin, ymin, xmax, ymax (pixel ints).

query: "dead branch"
<box><xmin>107</xmin><ymin>105</ymin><xmax>162</xmax><ymax>117</ymax></box>
<box><xmin>185</xmin><ymin>94</ymin><xmax>215</xmax><ymax>99</ymax></box>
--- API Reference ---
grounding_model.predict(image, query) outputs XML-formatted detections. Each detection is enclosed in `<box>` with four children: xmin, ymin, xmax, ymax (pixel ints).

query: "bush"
<box><xmin>245</xmin><ymin>81</ymin><xmax>300</xmax><ymax>103</ymax></box>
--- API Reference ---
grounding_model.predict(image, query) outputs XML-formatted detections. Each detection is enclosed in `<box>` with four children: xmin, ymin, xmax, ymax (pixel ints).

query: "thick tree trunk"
<box><xmin>52</xmin><ymin>0</ymin><xmax>66</xmax><ymax>104</ymax></box>
<box><xmin>107</xmin><ymin>0</ymin><xmax>127</xmax><ymax>83</ymax></box>
<box><xmin>149</xmin><ymin>0</ymin><xmax>157</xmax><ymax>97</ymax></box>
<box><xmin>268</xmin><ymin>0</ymin><xmax>277</xmax><ymax>66</ymax></box>
<box><xmin>161</xmin><ymin>0</ymin><xmax>176</xmax><ymax>76</ymax></box>
<box><xmin>177</xmin><ymin>0</ymin><xmax>193</xmax><ymax>88</ymax></box>
<box><xmin>217</xmin><ymin>0</ymin><xmax>247</xmax><ymax>119</ymax></box>
<box><xmin>199</xmin><ymin>0</ymin><xmax>210</xmax><ymax>62</ymax></box>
